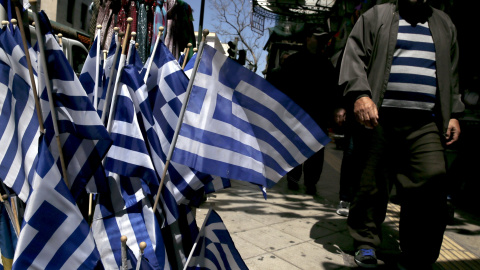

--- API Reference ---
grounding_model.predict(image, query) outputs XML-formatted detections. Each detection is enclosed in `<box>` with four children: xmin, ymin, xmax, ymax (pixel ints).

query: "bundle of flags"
<box><xmin>0</xmin><ymin>4</ymin><xmax>330</xmax><ymax>269</ymax></box>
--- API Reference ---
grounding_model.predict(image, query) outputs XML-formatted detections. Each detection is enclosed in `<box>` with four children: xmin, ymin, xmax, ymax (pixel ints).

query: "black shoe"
<box><xmin>354</xmin><ymin>248</ymin><xmax>378</xmax><ymax>268</ymax></box>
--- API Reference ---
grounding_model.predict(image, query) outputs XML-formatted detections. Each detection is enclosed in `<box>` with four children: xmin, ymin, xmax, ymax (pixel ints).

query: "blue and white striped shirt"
<box><xmin>383</xmin><ymin>18</ymin><xmax>437</xmax><ymax>111</ymax></box>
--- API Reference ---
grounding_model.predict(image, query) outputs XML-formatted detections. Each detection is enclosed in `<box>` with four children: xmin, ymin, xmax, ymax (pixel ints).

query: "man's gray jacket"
<box><xmin>338</xmin><ymin>1</ymin><xmax>464</xmax><ymax>134</ymax></box>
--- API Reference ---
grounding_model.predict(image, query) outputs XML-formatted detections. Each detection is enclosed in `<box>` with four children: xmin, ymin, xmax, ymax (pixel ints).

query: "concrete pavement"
<box><xmin>194</xmin><ymin>142</ymin><xmax>480</xmax><ymax>269</ymax></box>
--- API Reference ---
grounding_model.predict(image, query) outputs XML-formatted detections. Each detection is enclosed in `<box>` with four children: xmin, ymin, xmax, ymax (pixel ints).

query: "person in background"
<box><xmin>273</xmin><ymin>24</ymin><xmax>338</xmax><ymax>195</ymax></box>
<box><xmin>338</xmin><ymin>0</ymin><xmax>464</xmax><ymax>268</ymax></box>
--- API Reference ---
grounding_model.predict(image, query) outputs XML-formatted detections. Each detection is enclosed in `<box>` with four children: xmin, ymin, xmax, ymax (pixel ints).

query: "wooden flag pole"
<box><xmin>10</xmin><ymin>18</ymin><xmax>16</xmax><ymax>28</ymax></box>
<box><xmin>152</xmin><ymin>29</ymin><xmax>209</xmax><ymax>212</ymax></box>
<box><xmin>0</xmin><ymin>194</ymin><xmax>20</xmax><ymax>236</ymax></box>
<box><xmin>11</xmin><ymin>3</ymin><xmax>45</xmax><ymax>133</ymax></box>
<box><xmin>143</xmin><ymin>26</ymin><xmax>164</xmax><ymax>83</ymax></box>
<box><xmin>136</xmin><ymin>242</ymin><xmax>147</xmax><ymax>270</ymax></box>
<box><xmin>30</xmin><ymin>0</ymin><xmax>69</xmax><ymax>186</ymax></box>
<box><xmin>105</xmin><ymin>17</ymin><xmax>133</xmax><ymax>133</ymax></box>
<box><xmin>57</xmin><ymin>33</ymin><xmax>63</xmax><ymax>47</ymax></box>
<box><xmin>100</xmin><ymin>26</ymin><xmax>120</xmax><ymax>125</ymax></box>
<box><xmin>120</xmin><ymin>235</ymin><xmax>128</xmax><ymax>270</ymax></box>
<box><xmin>93</xmin><ymin>25</ymin><xmax>102</xmax><ymax>111</ymax></box>
<box><xmin>181</xmin><ymin>43</ymin><xmax>192</xmax><ymax>70</ymax></box>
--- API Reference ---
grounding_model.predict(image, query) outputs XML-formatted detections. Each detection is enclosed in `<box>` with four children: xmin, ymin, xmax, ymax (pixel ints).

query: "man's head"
<box><xmin>304</xmin><ymin>25</ymin><xmax>330</xmax><ymax>55</ymax></box>
<box><xmin>399</xmin><ymin>0</ymin><xmax>431</xmax><ymax>24</ymax></box>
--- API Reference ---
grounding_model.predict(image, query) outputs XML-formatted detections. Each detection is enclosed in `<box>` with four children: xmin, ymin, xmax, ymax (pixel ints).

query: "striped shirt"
<box><xmin>383</xmin><ymin>18</ymin><xmax>437</xmax><ymax>111</ymax></box>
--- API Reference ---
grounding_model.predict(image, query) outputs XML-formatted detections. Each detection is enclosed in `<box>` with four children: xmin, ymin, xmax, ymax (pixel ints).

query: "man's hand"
<box><xmin>445</xmin><ymin>118</ymin><xmax>461</xmax><ymax>145</ymax></box>
<box><xmin>354</xmin><ymin>96</ymin><xmax>379</xmax><ymax>128</ymax></box>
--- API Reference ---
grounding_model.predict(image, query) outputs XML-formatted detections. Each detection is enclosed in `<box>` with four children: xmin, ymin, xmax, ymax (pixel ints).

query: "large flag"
<box><xmin>79</xmin><ymin>29</ymin><xmax>103</xmax><ymax>115</ymax></box>
<box><xmin>186</xmin><ymin>209</ymin><xmax>248</xmax><ymax>270</ymax></box>
<box><xmin>0</xmin><ymin>202</ymin><xmax>17</xmax><ymax>270</ymax></box>
<box><xmin>172</xmin><ymin>45</ymin><xmax>331</xmax><ymax>189</ymax></box>
<box><xmin>0</xmin><ymin>26</ymin><xmax>39</xmax><ymax>202</ymax></box>
<box><xmin>92</xmin><ymin>65</ymin><xmax>169</xmax><ymax>269</ymax></box>
<box><xmin>13</xmin><ymin>135</ymin><xmax>100</xmax><ymax>269</ymax></box>
<box><xmin>36</xmin><ymin>11</ymin><xmax>112</xmax><ymax>200</ymax></box>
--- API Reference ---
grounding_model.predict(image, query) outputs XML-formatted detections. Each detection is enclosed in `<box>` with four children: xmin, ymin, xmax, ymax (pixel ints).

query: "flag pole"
<box><xmin>135</xmin><ymin>242</ymin><xmax>147</xmax><ymax>270</ymax></box>
<box><xmin>181</xmin><ymin>42</ymin><xmax>192</xmax><ymax>70</ymax></box>
<box><xmin>0</xmin><ymin>194</ymin><xmax>20</xmax><ymax>236</ymax></box>
<box><xmin>11</xmin><ymin>2</ymin><xmax>45</xmax><ymax>133</ymax></box>
<box><xmin>120</xmin><ymin>235</ymin><xmax>128</xmax><ymax>270</ymax></box>
<box><xmin>143</xmin><ymin>26</ymin><xmax>164</xmax><ymax>83</ymax></box>
<box><xmin>30</xmin><ymin>0</ymin><xmax>69</xmax><ymax>186</ymax></box>
<box><xmin>93</xmin><ymin>24</ymin><xmax>102</xmax><ymax>111</ymax></box>
<box><xmin>183</xmin><ymin>207</ymin><xmax>213</xmax><ymax>270</ymax></box>
<box><xmin>100</xmin><ymin>26</ymin><xmax>120</xmax><ymax>125</ymax></box>
<box><xmin>106</xmin><ymin>17</ymin><xmax>133</xmax><ymax>133</ymax></box>
<box><xmin>57</xmin><ymin>33</ymin><xmax>63</xmax><ymax>47</ymax></box>
<box><xmin>151</xmin><ymin>29</ymin><xmax>209</xmax><ymax>212</ymax></box>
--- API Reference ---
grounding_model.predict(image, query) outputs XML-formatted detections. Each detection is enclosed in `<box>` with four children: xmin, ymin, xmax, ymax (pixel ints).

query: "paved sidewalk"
<box><xmin>194</xmin><ymin>143</ymin><xmax>480</xmax><ymax>269</ymax></box>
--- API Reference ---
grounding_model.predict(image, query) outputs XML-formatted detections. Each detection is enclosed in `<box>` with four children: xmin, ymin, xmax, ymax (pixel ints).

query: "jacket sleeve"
<box><xmin>449</xmin><ymin>22</ymin><xmax>465</xmax><ymax>118</ymax></box>
<box><xmin>338</xmin><ymin>10</ymin><xmax>377</xmax><ymax>106</ymax></box>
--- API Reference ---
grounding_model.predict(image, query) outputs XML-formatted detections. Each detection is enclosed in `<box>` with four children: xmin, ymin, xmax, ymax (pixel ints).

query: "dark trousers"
<box><xmin>287</xmin><ymin>147</ymin><xmax>325</xmax><ymax>189</ymax></box>
<box><xmin>347</xmin><ymin>121</ymin><xmax>448</xmax><ymax>265</ymax></box>
<box><xmin>339</xmin><ymin>132</ymin><xmax>356</xmax><ymax>202</ymax></box>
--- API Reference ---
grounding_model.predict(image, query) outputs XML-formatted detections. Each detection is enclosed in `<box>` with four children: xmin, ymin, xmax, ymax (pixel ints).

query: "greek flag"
<box><xmin>186</xmin><ymin>209</ymin><xmax>248</xmax><ymax>270</ymax></box>
<box><xmin>13</xmin><ymin>135</ymin><xmax>100</xmax><ymax>269</ymax></box>
<box><xmin>92</xmin><ymin>65</ymin><xmax>169</xmax><ymax>269</ymax></box>
<box><xmin>79</xmin><ymin>30</ymin><xmax>103</xmax><ymax>114</ymax></box>
<box><xmin>0</xmin><ymin>26</ymin><xmax>39</xmax><ymax>202</ymax></box>
<box><xmin>172</xmin><ymin>45</ymin><xmax>330</xmax><ymax>189</ymax></box>
<box><xmin>36</xmin><ymin>11</ymin><xmax>112</xmax><ymax>200</ymax></box>
<box><xmin>119</xmin><ymin>64</ymin><xmax>199</xmax><ymax>269</ymax></box>
<box><xmin>136</xmin><ymin>40</ymin><xmax>214</xmax><ymax>205</ymax></box>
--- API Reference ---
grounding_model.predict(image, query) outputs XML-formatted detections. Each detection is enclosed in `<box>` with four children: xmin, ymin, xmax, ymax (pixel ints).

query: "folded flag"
<box><xmin>172</xmin><ymin>44</ymin><xmax>331</xmax><ymax>189</ymax></box>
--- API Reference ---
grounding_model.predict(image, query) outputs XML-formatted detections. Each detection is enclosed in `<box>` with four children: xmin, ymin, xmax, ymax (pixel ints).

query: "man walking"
<box><xmin>338</xmin><ymin>0</ymin><xmax>464</xmax><ymax>268</ymax></box>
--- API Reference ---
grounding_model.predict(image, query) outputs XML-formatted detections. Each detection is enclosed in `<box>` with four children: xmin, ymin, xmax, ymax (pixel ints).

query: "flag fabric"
<box><xmin>79</xmin><ymin>30</ymin><xmax>103</xmax><ymax>115</ymax></box>
<box><xmin>0</xmin><ymin>26</ymin><xmax>39</xmax><ymax>202</ymax></box>
<box><xmin>36</xmin><ymin>11</ymin><xmax>112</xmax><ymax>200</ymax></box>
<box><xmin>118</xmin><ymin>63</ymin><xmax>199</xmax><ymax>269</ymax></box>
<box><xmin>12</xmin><ymin>134</ymin><xmax>101</xmax><ymax>269</ymax></box>
<box><xmin>98</xmin><ymin>32</ymin><xmax>119</xmax><ymax>120</ymax></box>
<box><xmin>172</xmin><ymin>44</ymin><xmax>331</xmax><ymax>189</ymax></box>
<box><xmin>0</xmin><ymin>202</ymin><xmax>17</xmax><ymax>270</ymax></box>
<box><xmin>92</xmin><ymin>65</ymin><xmax>169</xmax><ymax>269</ymax></box>
<box><xmin>126</xmin><ymin>242</ymin><xmax>156</xmax><ymax>270</ymax></box>
<box><xmin>186</xmin><ymin>209</ymin><xmax>248</xmax><ymax>270</ymax></box>
<box><xmin>136</xmin><ymin>40</ymin><xmax>218</xmax><ymax>206</ymax></box>
<box><xmin>126</xmin><ymin>40</ymin><xmax>144</xmax><ymax>73</ymax></box>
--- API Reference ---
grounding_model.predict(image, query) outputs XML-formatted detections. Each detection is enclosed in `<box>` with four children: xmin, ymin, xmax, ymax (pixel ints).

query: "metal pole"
<box><xmin>196</xmin><ymin>0</ymin><xmax>205</xmax><ymax>48</ymax></box>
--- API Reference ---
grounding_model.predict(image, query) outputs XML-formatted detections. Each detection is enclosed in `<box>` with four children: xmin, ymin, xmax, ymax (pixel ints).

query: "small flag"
<box><xmin>186</xmin><ymin>209</ymin><xmax>248</xmax><ymax>270</ymax></box>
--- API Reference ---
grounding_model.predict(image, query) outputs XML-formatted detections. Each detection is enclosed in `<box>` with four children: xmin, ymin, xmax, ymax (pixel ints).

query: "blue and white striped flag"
<box><xmin>36</xmin><ymin>11</ymin><xmax>112</xmax><ymax>200</ymax></box>
<box><xmin>137</xmin><ymin>40</ymin><xmax>215</xmax><ymax>205</ymax></box>
<box><xmin>79</xmin><ymin>30</ymin><xmax>103</xmax><ymax>115</ymax></box>
<box><xmin>92</xmin><ymin>65</ymin><xmax>169</xmax><ymax>269</ymax></box>
<box><xmin>13</xmin><ymin>135</ymin><xmax>100</xmax><ymax>269</ymax></box>
<box><xmin>0</xmin><ymin>26</ymin><xmax>39</xmax><ymax>202</ymax></box>
<box><xmin>126</xmin><ymin>40</ymin><xmax>144</xmax><ymax>73</ymax></box>
<box><xmin>172</xmin><ymin>44</ymin><xmax>331</xmax><ymax>189</ymax></box>
<box><xmin>186</xmin><ymin>209</ymin><xmax>248</xmax><ymax>270</ymax></box>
